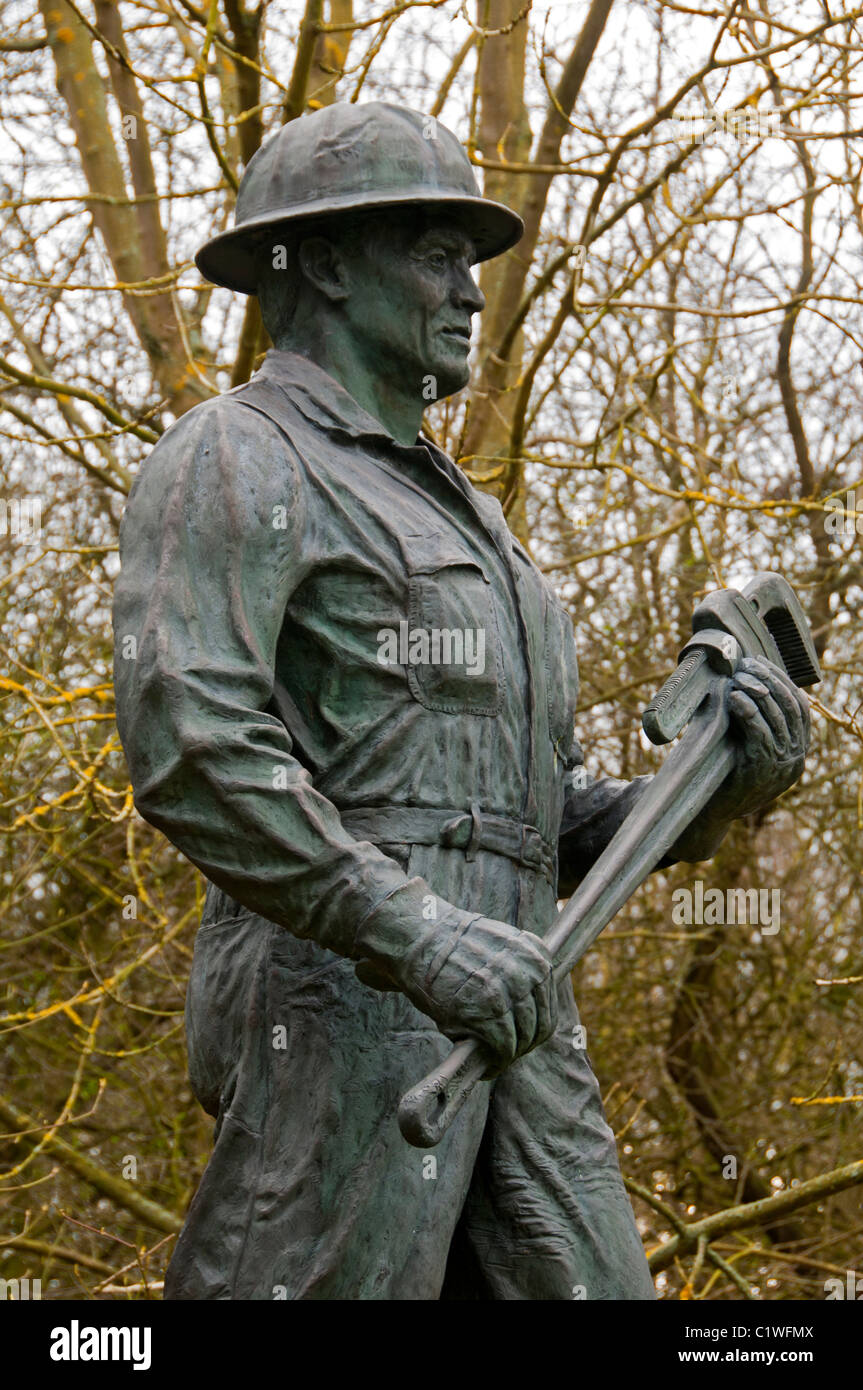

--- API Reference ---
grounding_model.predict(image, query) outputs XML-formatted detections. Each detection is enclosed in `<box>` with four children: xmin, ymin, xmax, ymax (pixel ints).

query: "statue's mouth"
<box><xmin>440</xmin><ymin>325</ymin><xmax>471</xmax><ymax>343</ymax></box>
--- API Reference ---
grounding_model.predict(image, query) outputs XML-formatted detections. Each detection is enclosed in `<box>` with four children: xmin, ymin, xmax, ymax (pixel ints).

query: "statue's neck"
<box><xmin>275</xmin><ymin>321</ymin><xmax>422</xmax><ymax>446</ymax></box>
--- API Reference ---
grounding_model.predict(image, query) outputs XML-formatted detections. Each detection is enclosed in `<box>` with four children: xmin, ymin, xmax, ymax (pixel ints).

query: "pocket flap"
<box><xmin>403</xmin><ymin>531</ymin><xmax>489</xmax><ymax>580</ymax></box>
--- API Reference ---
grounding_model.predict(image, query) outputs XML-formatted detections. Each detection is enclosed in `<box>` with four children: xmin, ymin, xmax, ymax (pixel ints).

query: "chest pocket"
<box><xmin>543</xmin><ymin>589</ymin><xmax>579</xmax><ymax>761</ymax></box>
<box><xmin>405</xmin><ymin>536</ymin><xmax>504</xmax><ymax>716</ymax></box>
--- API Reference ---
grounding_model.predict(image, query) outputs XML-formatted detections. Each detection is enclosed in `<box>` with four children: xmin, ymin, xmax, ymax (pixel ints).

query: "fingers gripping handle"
<box><xmin>398</xmin><ymin>1037</ymin><xmax>490</xmax><ymax>1148</ymax></box>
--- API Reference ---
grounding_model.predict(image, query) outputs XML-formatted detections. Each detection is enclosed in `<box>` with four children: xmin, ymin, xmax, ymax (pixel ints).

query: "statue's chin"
<box><xmin>431</xmin><ymin>362</ymin><xmax>471</xmax><ymax>400</ymax></box>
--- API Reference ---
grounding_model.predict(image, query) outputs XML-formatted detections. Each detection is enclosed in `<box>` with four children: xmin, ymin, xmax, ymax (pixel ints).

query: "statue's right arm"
<box><xmin>112</xmin><ymin>397</ymin><xmax>432</xmax><ymax>959</ymax></box>
<box><xmin>111</xmin><ymin>400</ymin><xmax>556</xmax><ymax>1063</ymax></box>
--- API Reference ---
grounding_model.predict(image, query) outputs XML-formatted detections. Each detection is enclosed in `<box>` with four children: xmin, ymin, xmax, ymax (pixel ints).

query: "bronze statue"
<box><xmin>112</xmin><ymin>102</ymin><xmax>810</xmax><ymax>1300</ymax></box>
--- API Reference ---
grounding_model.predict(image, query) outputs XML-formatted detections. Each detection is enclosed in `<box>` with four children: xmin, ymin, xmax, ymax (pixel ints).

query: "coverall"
<box><xmin>112</xmin><ymin>349</ymin><xmax>658</xmax><ymax>1300</ymax></box>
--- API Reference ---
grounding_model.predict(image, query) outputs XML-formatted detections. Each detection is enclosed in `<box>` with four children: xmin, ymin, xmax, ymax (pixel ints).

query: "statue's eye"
<box><xmin>426</xmin><ymin>250</ymin><xmax>448</xmax><ymax>271</ymax></box>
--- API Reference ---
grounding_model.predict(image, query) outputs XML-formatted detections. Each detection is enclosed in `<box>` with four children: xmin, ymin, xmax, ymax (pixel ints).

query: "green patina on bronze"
<box><xmin>112</xmin><ymin>102</ymin><xmax>810</xmax><ymax>1300</ymax></box>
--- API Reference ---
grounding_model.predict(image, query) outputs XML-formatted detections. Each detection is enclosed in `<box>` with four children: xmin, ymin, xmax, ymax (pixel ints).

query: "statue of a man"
<box><xmin>113</xmin><ymin>102</ymin><xmax>809</xmax><ymax>1300</ymax></box>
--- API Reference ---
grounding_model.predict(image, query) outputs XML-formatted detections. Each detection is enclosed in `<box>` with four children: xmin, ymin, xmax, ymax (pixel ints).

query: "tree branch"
<box><xmin>637</xmin><ymin>1156</ymin><xmax>863</xmax><ymax>1273</ymax></box>
<box><xmin>0</xmin><ymin>1093</ymin><xmax>182</xmax><ymax>1236</ymax></box>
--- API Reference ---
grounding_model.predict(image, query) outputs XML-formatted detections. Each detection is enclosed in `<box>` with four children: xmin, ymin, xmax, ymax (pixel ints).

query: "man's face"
<box><xmin>338</xmin><ymin>215</ymin><xmax>486</xmax><ymax>401</ymax></box>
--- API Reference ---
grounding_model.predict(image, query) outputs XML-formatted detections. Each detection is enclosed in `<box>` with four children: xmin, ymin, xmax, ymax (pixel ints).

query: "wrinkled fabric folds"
<box><xmin>112</xmin><ymin>350</ymin><xmax>656</xmax><ymax>1300</ymax></box>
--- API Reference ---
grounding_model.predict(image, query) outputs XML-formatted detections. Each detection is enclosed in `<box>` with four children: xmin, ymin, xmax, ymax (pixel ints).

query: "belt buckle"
<box><xmin>441</xmin><ymin>802</ymin><xmax>483</xmax><ymax>861</ymax></box>
<box><xmin>520</xmin><ymin>826</ymin><xmax>543</xmax><ymax>870</ymax></box>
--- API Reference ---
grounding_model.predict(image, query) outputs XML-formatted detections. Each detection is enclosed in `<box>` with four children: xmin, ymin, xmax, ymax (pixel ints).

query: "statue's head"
<box><xmin>196</xmin><ymin>103</ymin><xmax>524</xmax><ymax>400</ymax></box>
<box><xmin>253</xmin><ymin>208</ymin><xmax>486</xmax><ymax>397</ymax></box>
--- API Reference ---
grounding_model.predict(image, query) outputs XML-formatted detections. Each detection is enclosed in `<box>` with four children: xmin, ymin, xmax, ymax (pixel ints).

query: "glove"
<box><xmin>353</xmin><ymin>887</ymin><xmax>558</xmax><ymax>1075</ymax></box>
<box><xmin>702</xmin><ymin>656</ymin><xmax>811</xmax><ymax>823</ymax></box>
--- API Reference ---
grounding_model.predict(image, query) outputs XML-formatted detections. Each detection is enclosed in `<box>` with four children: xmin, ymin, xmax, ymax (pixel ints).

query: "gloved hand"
<box><xmin>354</xmin><ymin>896</ymin><xmax>557</xmax><ymax>1075</ymax></box>
<box><xmin>668</xmin><ymin>655</ymin><xmax>811</xmax><ymax>863</ymax></box>
<box><xmin>702</xmin><ymin>656</ymin><xmax>811</xmax><ymax>822</ymax></box>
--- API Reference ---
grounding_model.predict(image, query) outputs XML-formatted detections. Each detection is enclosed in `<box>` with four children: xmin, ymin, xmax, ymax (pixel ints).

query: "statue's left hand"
<box><xmin>705</xmin><ymin>655</ymin><xmax>811</xmax><ymax>823</ymax></box>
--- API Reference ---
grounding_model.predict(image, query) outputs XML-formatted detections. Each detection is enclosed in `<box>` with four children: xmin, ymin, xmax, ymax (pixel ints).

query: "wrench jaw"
<box><xmin>642</xmin><ymin>573</ymin><xmax>820</xmax><ymax>748</ymax></box>
<box><xmin>398</xmin><ymin>1037</ymin><xmax>489</xmax><ymax>1149</ymax></box>
<box><xmin>742</xmin><ymin>573</ymin><xmax>822</xmax><ymax>689</ymax></box>
<box><xmin>642</xmin><ymin>649</ymin><xmax>715</xmax><ymax>745</ymax></box>
<box><xmin>692</xmin><ymin>586</ymin><xmax>784</xmax><ymax>667</ymax></box>
<box><xmin>642</xmin><ymin>630</ymin><xmax>742</xmax><ymax>746</ymax></box>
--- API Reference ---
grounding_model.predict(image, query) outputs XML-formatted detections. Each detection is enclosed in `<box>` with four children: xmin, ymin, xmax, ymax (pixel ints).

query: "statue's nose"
<box><xmin>451</xmin><ymin>269</ymin><xmax>485</xmax><ymax>314</ymax></box>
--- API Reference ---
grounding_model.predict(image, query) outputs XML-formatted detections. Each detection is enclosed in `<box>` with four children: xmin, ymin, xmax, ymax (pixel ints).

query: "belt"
<box><xmin>340</xmin><ymin>802</ymin><xmax>557</xmax><ymax>887</ymax></box>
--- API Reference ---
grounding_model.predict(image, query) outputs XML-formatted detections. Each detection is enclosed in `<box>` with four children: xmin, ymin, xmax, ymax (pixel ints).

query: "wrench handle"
<box><xmin>398</xmin><ymin>686</ymin><xmax>736</xmax><ymax>1149</ymax></box>
<box><xmin>397</xmin><ymin>1036</ymin><xmax>490</xmax><ymax>1148</ymax></box>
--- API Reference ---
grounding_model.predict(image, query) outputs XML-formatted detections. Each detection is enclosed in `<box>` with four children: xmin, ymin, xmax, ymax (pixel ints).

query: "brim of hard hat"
<box><xmin>195</xmin><ymin>192</ymin><xmax>525</xmax><ymax>294</ymax></box>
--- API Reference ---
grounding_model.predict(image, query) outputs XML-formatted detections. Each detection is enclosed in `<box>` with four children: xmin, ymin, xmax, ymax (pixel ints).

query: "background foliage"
<box><xmin>1</xmin><ymin>0</ymin><xmax>861</xmax><ymax>1299</ymax></box>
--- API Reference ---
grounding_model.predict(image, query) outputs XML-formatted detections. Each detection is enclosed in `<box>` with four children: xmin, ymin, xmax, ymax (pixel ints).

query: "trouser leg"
<box><xmin>165</xmin><ymin>914</ymin><xmax>488</xmax><ymax>1300</ymax></box>
<box><xmin>444</xmin><ymin>983</ymin><xmax>656</xmax><ymax>1301</ymax></box>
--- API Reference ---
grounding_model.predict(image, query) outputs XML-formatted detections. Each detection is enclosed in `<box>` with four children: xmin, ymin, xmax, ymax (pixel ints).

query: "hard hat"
<box><xmin>195</xmin><ymin>101</ymin><xmax>524</xmax><ymax>294</ymax></box>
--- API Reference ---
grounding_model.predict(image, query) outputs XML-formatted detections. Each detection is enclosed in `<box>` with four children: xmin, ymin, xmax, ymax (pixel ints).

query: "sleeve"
<box><xmin>556</xmin><ymin>732</ymin><xmax>655</xmax><ymax>897</ymax></box>
<box><xmin>112</xmin><ymin>396</ymin><xmax>431</xmax><ymax>959</ymax></box>
<box><xmin>557</xmin><ymin>729</ymin><xmax>721</xmax><ymax>896</ymax></box>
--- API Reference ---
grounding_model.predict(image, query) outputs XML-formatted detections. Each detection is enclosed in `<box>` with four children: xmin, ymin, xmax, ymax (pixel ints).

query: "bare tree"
<box><xmin>1</xmin><ymin>0</ymin><xmax>861</xmax><ymax>1298</ymax></box>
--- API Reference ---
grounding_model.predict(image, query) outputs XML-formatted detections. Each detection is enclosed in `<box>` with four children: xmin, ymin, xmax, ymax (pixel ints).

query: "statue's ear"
<box><xmin>297</xmin><ymin>236</ymin><xmax>350</xmax><ymax>303</ymax></box>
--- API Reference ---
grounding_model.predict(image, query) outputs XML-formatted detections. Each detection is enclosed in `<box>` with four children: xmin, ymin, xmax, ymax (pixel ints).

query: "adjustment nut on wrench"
<box><xmin>681</xmin><ymin>628</ymin><xmax>741</xmax><ymax>675</ymax></box>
